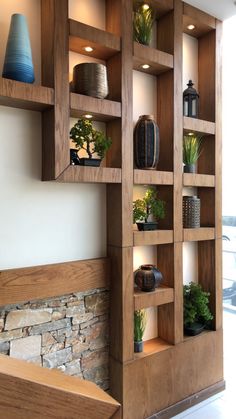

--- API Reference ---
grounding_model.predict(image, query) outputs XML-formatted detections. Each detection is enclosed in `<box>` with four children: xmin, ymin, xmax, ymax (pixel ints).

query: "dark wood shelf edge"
<box><xmin>70</xmin><ymin>93</ymin><xmax>121</xmax><ymax>121</ymax></box>
<box><xmin>183</xmin><ymin>173</ymin><xmax>215</xmax><ymax>187</ymax></box>
<box><xmin>183</xmin><ymin>116</ymin><xmax>215</xmax><ymax>135</ymax></box>
<box><xmin>134</xmin><ymin>286</ymin><xmax>174</xmax><ymax>310</ymax></box>
<box><xmin>134</xmin><ymin>170</ymin><xmax>174</xmax><ymax>185</ymax></box>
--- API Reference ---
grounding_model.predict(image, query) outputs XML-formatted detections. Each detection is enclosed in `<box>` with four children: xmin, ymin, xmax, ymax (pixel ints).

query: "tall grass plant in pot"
<box><xmin>183</xmin><ymin>135</ymin><xmax>202</xmax><ymax>173</ymax></box>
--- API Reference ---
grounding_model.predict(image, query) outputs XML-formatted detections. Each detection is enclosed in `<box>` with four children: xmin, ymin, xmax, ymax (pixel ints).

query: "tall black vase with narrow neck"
<box><xmin>134</xmin><ymin>115</ymin><xmax>160</xmax><ymax>170</ymax></box>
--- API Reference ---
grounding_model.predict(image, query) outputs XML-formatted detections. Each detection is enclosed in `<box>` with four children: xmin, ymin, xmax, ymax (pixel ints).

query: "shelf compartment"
<box><xmin>0</xmin><ymin>77</ymin><xmax>54</xmax><ymax>111</ymax></box>
<box><xmin>134</xmin><ymin>286</ymin><xmax>174</xmax><ymax>310</ymax></box>
<box><xmin>140</xmin><ymin>0</ymin><xmax>174</xmax><ymax>17</ymax></box>
<box><xmin>69</xmin><ymin>19</ymin><xmax>121</xmax><ymax>60</ymax></box>
<box><xmin>133</xmin><ymin>43</ymin><xmax>173</xmax><ymax>76</ymax></box>
<box><xmin>183</xmin><ymin>116</ymin><xmax>215</xmax><ymax>136</ymax></box>
<box><xmin>134</xmin><ymin>337</ymin><xmax>173</xmax><ymax>360</ymax></box>
<box><xmin>133</xmin><ymin>230</ymin><xmax>173</xmax><ymax>246</ymax></box>
<box><xmin>134</xmin><ymin>170</ymin><xmax>173</xmax><ymax>185</ymax></box>
<box><xmin>70</xmin><ymin>93</ymin><xmax>121</xmax><ymax>122</ymax></box>
<box><xmin>183</xmin><ymin>174</ymin><xmax>215</xmax><ymax>188</ymax></box>
<box><xmin>183</xmin><ymin>228</ymin><xmax>215</xmax><ymax>242</ymax></box>
<box><xmin>183</xmin><ymin>3</ymin><xmax>216</xmax><ymax>39</ymax></box>
<box><xmin>57</xmin><ymin>166</ymin><xmax>121</xmax><ymax>184</ymax></box>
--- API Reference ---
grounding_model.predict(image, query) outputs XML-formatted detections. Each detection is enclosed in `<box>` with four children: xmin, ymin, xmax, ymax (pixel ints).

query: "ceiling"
<box><xmin>185</xmin><ymin>0</ymin><xmax>236</xmax><ymax>21</ymax></box>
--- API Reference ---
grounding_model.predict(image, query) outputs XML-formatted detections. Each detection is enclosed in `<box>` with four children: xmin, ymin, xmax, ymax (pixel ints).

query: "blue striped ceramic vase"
<box><xmin>2</xmin><ymin>14</ymin><xmax>35</xmax><ymax>83</ymax></box>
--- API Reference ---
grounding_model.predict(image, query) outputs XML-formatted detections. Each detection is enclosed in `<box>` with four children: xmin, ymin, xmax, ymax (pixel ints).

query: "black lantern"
<box><xmin>183</xmin><ymin>80</ymin><xmax>199</xmax><ymax>118</ymax></box>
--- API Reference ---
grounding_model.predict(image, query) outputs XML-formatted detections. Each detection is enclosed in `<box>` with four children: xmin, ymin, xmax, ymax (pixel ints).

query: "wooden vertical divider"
<box><xmin>41</xmin><ymin>0</ymin><xmax>70</xmax><ymax>180</ymax></box>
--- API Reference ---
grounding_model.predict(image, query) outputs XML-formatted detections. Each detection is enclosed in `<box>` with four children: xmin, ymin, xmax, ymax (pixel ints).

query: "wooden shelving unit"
<box><xmin>0</xmin><ymin>0</ymin><xmax>223</xmax><ymax>417</ymax></box>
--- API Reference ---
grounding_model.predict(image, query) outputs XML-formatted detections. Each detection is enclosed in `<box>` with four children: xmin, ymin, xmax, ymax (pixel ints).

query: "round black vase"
<box><xmin>134</xmin><ymin>115</ymin><xmax>160</xmax><ymax>170</ymax></box>
<box><xmin>184</xmin><ymin>163</ymin><xmax>196</xmax><ymax>173</ymax></box>
<box><xmin>134</xmin><ymin>264</ymin><xmax>163</xmax><ymax>292</ymax></box>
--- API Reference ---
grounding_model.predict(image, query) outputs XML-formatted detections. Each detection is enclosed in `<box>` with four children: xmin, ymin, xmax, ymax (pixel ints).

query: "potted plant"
<box><xmin>183</xmin><ymin>282</ymin><xmax>213</xmax><ymax>336</ymax></box>
<box><xmin>133</xmin><ymin>3</ymin><xmax>154</xmax><ymax>46</ymax></box>
<box><xmin>134</xmin><ymin>309</ymin><xmax>147</xmax><ymax>352</ymax></box>
<box><xmin>133</xmin><ymin>187</ymin><xmax>165</xmax><ymax>231</ymax></box>
<box><xmin>70</xmin><ymin>118</ymin><xmax>112</xmax><ymax>167</ymax></box>
<box><xmin>183</xmin><ymin>134</ymin><xmax>202</xmax><ymax>173</ymax></box>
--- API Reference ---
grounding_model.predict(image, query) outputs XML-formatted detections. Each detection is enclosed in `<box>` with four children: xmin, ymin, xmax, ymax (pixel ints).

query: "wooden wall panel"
<box><xmin>0</xmin><ymin>259</ymin><xmax>109</xmax><ymax>306</ymax></box>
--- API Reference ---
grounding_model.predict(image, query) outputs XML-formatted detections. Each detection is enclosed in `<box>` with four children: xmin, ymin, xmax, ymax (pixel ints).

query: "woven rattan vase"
<box><xmin>72</xmin><ymin>63</ymin><xmax>108</xmax><ymax>99</ymax></box>
<box><xmin>183</xmin><ymin>196</ymin><xmax>200</xmax><ymax>228</ymax></box>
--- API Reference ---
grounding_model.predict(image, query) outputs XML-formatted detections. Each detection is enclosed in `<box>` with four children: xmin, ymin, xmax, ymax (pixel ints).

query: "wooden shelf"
<box><xmin>184</xmin><ymin>330</ymin><xmax>213</xmax><ymax>342</ymax></box>
<box><xmin>134</xmin><ymin>170</ymin><xmax>173</xmax><ymax>185</ymax></box>
<box><xmin>183</xmin><ymin>228</ymin><xmax>215</xmax><ymax>242</ymax></box>
<box><xmin>70</xmin><ymin>93</ymin><xmax>121</xmax><ymax>122</ymax></box>
<box><xmin>183</xmin><ymin>116</ymin><xmax>215</xmax><ymax>135</ymax></box>
<box><xmin>134</xmin><ymin>286</ymin><xmax>174</xmax><ymax>310</ymax></box>
<box><xmin>134</xmin><ymin>338</ymin><xmax>173</xmax><ymax>360</ymax></box>
<box><xmin>69</xmin><ymin>19</ymin><xmax>121</xmax><ymax>60</ymax></box>
<box><xmin>183</xmin><ymin>3</ymin><xmax>216</xmax><ymax>39</ymax></box>
<box><xmin>133</xmin><ymin>42</ymin><xmax>173</xmax><ymax>76</ymax></box>
<box><xmin>57</xmin><ymin>166</ymin><xmax>121</xmax><ymax>184</ymax></box>
<box><xmin>183</xmin><ymin>174</ymin><xmax>215</xmax><ymax>187</ymax></box>
<box><xmin>140</xmin><ymin>0</ymin><xmax>174</xmax><ymax>17</ymax></box>
<box><xmin>133</xmin><ymin>230</ymin><xmax>173</xmax><ymax>246</ymax></box>
<box><xmin>0</xmin><ymin>77</ymin><xmax>54</xmax><ymax>111</ymax></box>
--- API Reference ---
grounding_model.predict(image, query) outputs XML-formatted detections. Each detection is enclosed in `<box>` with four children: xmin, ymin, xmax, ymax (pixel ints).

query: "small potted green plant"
<box><xmin>133</xmin><ymin>187</ymin><xmax>165</xmax><ymax>231</ymax></box>
<box><xmin>70</xmin><ymin>118</ymin><xmax>112</xmax><ymax>167</ymax></box>
<box><xmin>134</xmin><ymin>309</ymin><xmax>147</xmax><ymax>352</ymax></box>
<box><xmin>183</xmin><ymin>282</ymin><xmax>213</xmax><ymax>336</ymax></box>
<box><xmin>133</xmin><ymin>3</ymin><xmax>154</xmax><ymax>46</ymax></box>
<box><xmin>183</xmin><ymin>134</ymin><xmax>202</xmax><ymax>173</ymax></box>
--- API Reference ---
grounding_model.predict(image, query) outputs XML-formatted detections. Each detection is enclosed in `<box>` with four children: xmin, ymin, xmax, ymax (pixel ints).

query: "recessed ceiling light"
<box><xmin>187</xmin><ymin>24</ymin><xmax>195</xmax><ymax>31</ymax></box>
<box><xmin>83</xmin><ymin>114</ymin><xmax>93</xmax><ymax>119</ymax></box>
<box><xmin>83</xmin><ymin>46</ymin><xmax>94</xmax><ymax>52</ymax></box>
<box><xmin>141</xmin><ymin>64</ymin><xmax>150</xmax><ymax>69</ymax></box>
<box><xmin>188</xmin><ymin>132</ymin><xmax>194</xmax><ymax>136</ymax></box>
<box><xmin>142</xmin><ymin>3</ymin><xmax>150</xmax><ymax>11</ymax></box>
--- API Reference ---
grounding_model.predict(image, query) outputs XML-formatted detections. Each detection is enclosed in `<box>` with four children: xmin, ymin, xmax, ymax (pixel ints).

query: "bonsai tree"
<box><xmin>183</xmin><ymin>282</ymin><xmax>213</xmax><ymax>335</ymax></box>
<box><xmin>133</xmin><ymin>3</ymin><xmax>154</xmax><ymax>46</ymax></box>
<box><xmin>134</xmin><ymin>309</ymin><xmax>147</xmax><ymax>352</ymax></box>
<box><xmin>70</xmin><ymin>118</ymin><xmax>112</xmax><ymax>161</ymax></box>
<box><xmin>133</xmin><ymin>187</ymin><xmax>165</xmax><ymax>229</ymax></box>
<box><xmin>183</xmin><ymin>134</ymin><xmax>202</xmax><ymax>173</ymax></box>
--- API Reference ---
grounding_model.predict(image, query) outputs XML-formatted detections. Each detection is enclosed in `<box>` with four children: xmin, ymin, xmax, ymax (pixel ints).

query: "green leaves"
<box><xmin>70</xmin><ymin>118</ymin><xmax>112</xmax><ymax>160</ymax></box>
<box><xmin>183</xmin><ymin>282</ymin><xmax>213</xmax><ymax>327</ymax></box>
<box><xmin>134</xmin><ymin>309</ymin><xmax>147</xmax><ymax>342</ymax></box>
<box><xmin>183</xmin><ymin>135</ymin><xmax>202</xmax><ymax>165</ymax></box>
<box><xmin>133</xmin><ymin>7</ymin><xmax>154</xmax><ymax>46</ymax></box>
<box><xmin>133</xmin><ymin>187</ymin><xmax>165</xmax><ymax>224</ymax></box>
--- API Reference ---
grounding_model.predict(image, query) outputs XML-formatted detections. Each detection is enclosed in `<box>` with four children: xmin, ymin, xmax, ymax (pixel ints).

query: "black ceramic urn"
<box><xmin>134</xmin><ymin>115</ymin><xmax>160</xmax><ymax>170</ymax></box>
<box><xmin>134</xmin><ymin>264</ymin><xmax>163</xmax><ymax>292</ymax></box>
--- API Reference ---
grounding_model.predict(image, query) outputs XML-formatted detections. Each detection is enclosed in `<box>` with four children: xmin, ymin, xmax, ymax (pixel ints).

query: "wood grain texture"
<box><xmin>215</xmin><ymin>21</ymin><xmax>223</xmax><ymax>240</ymax></box>
<box><xmin>134</xmin><ymin>338</ymin><xmax>173</xmax><ymax>360</ymax></box>
<box><xmin>41</xmin><ymin>0</ymin><xmax>69</xmax><ymax>180</ymax></box>
<box><xmin>123</xmin><ymin>329</ymin><xmax>223</xmax><ymax>419</ymax></box>
<box><xmin>70</xmin><ymin>93</ymin><xmax>121</xmax><ymax>121</ymax></box>
<box><xmin>0</xmin><ymin>354</ymin><xmax>120</xmax><ymax>419</ymax></box>
<box><xmin>183</xmin><ymin>116</ymin><xmax>215</xmax><ymax>135</ymax></box>
<box><xmin>69</xmin><ymin>19</ymin><xmax>120</xmax><ymax>59</ymax></box>
<box><xmin>133</xmin><ymin>42</ymin><xmax>173</xmax><ymax>76</ymax></box>
<box><xmin>157</xmin><ymin>11</ymin><xmax>174</xmax><ymax>55</ymax></box>
<box><xmin>183</xmin><ymin>3</ymin><xmax>216</xmax><ymax>39</ymax></box>
<box><xmin>198</xmin><ymin>187</ymin><xmax>215</xmax><ymax>227</ymax></box>
<box><xmin>183</xmin><ymin>227</ymin><xmax>215</xmax><ymax>242</ymax></box>
<box><xmin>197</xmin><ymin>135</ymin><xmax>215</xmax><ymax>176</ymax></box>
<box><xmin>0</xmin><ymin>77</ymin><xmax>54</xmax><ymax>110</ymax></box>
<box><xmin>0</xmin><ymin>258</ymin><xmax>109</xmax><ymax>306</ymax></box>
<box><xmin>199</xmin><ymin>30</ymin><xmax>216</xmax><ymax>122</ymax></box>
<box><xmin>183</xmin><ymin>173</ymin><xmax>215</xmax><ymax>187</ymax></box>
<box><xmin>106</xmin><ymin>0</ymin><xmax>121</xmax><ymax>36</ymax></box>
<box><xmin>148</xmin><ymin>0</ymin><xmax>174</xmax><ymax>17</ymax></box>
<box><xmin>57</xmin><ymin>166</ymin><xmax>121</xmax><ymax>183</ymax></box>
<box><xmin>133</xmin><ymin>230</ymin><xmax>173</xmax><ymax>246</ymax></box>
<box><xmin>108</xmin><ymin>246</ymin><xmax>134</xmax><ymax>363</ymax></box>
<box><xmin>134</xmin><ymin>170</ymin><xmax>173</xmax><ymax>185</ymax></box>
<box><xmin>134</xmin><ymin>286</ymin><xmax>174</xmax><ymax>310</ymax></box>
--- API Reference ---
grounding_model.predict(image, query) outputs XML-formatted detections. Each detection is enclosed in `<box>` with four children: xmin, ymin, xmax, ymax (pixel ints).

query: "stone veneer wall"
<box><xmin>0</xmin><ymin>288</ymin><xmax>109</xmax><ymax>390</ymax></box>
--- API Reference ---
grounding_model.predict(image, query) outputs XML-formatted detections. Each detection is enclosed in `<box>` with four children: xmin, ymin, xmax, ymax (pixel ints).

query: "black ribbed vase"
<box><xmin>134</xmin><ymin>115</ymin><xmax>160</xmax><ymax>170</ymax></box>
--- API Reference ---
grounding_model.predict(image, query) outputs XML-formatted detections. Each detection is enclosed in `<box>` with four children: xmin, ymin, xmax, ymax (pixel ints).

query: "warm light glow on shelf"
<box><xmin>142</xmin><ymin>3</ymin><xmax>150</xmax><ymax>11</ymax></box>
<box><xmin>141</xmin><ymin>64</ymin><xmax>150</xmax><ymax>69</ymax></box>
<box><xmin>188</xmin><ymin>132</ymin><xmax>194</xmax><ymax>136</ymax></box>
<box><xmin>83</xmin><ymin>46</ymin><xmax>94</xmax><ymax>52</ymax></box>
<box><xmin>83</xmin><ymin>114</ymin><xmax>93</xmax><ymax>119</ymax></box>
<box><xmin>187</xmin><ymin>24</ymin><xmax>195</xmax><ymax>31</ymax></box>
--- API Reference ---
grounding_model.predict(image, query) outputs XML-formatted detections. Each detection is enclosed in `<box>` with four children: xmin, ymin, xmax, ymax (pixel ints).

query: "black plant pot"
<box><xmin>70</xmin><ymin>149</ymin><xmax>80</xmax><ymax>165</ymax></box>
<box><xmin>78</xmin><ymin>158</ymin><xmax>101</xmax><ymax>167</ymax></box>
<box><xmin>134</xmin><ymin>341</ymin><xmax>143</xmax><ymax>353</ymax></box>
<box><xmin>184</xmin><ymin>322</ymin><xmax>205</xmax><ymax>336</ymax></box>
<box><xmin>184</xmin><ymin>164</ymin><xmax>196</xmax><ymax>173</ymax></box>
<box><xmin>136</xmin><ymin>222</ymin><xmax>158</xmax><ymax>231</ymax></box>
